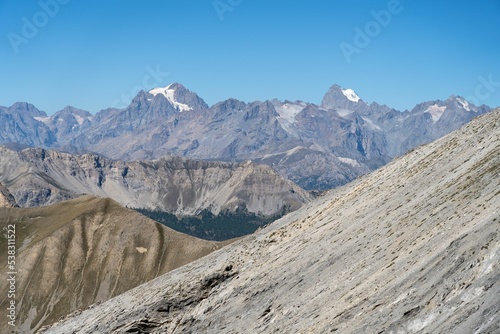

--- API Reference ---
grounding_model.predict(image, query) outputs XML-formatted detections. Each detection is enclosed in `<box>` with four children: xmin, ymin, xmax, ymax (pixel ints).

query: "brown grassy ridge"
<box><xmin>0</xmin><ymin>195</ymin><xmax>232</xmax><ymax>333</ymax></box>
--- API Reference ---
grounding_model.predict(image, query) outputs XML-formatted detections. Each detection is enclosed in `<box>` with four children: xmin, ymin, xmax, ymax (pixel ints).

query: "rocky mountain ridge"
<box><xmin>0</xmin><ymin>146</ymin><xmax>311</xmax><ymax>216</ymax></box>
<box><xmin>42</xmin><ymin>108</ymin><xmax>500</xmax><ymax>334</ymax></box>
<box><xmin>0</xmin><ymin>83</ymin><xmax>493</xmax><ymax>189</ymax></box>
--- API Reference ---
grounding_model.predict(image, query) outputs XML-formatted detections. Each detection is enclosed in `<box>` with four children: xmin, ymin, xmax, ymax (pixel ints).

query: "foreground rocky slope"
<box><xmin>0</xmin><ymin>147</ymin><xmax>311</xmax><ymax>216</ymax></box>
<box><xmin>44</xmin><ymin>109</ymin><xmax>499</xmax><ymax>333</ymax></box>
<box><xmin>0</xmin><ymin>196</ymin><xmax>230</xmax><ymax>333</ymax></box>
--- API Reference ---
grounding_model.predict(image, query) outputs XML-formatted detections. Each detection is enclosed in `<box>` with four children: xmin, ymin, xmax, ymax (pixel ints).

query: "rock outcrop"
<box><xmin>0</xmin><ymin>182</ymin><xmax>17</xmax><ymax>208</ymax></box>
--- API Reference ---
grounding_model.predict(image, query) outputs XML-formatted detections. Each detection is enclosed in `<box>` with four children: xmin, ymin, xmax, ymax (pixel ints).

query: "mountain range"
<box><xmin>40</xmin><ymin>108</ymin><xmax>500</xmax><ymax>334</ymax></box>
<box><xmin>0</xmin><ymin>146</ymin><xmax>310</xmax><ymax>217</ymax></box>
<box><xmin>0</xmin><ymin>83</ymin><xmax>492</xmax><ymax>190</ymax></box>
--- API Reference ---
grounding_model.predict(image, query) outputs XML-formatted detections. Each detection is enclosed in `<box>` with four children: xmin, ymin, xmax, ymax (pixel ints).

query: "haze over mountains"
<box><xmin>0</xmin><ymin>84</ymin><xmax>492</xmax><ymax>190</ymax></box>
<box><xmin>42</xmin><ymin>108</ymin><xmax>500</xmax><ymax>334</ymax></box>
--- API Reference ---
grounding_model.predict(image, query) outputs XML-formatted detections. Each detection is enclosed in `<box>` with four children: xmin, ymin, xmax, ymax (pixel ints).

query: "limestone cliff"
<box><xmin>0</xmin><ymin>148</ymin><xmax>311</xmax><ymax>216</ymax></box>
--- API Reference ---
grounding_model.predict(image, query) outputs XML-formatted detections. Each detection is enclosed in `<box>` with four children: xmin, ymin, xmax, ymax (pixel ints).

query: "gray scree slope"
<box><xmin>43</xmin><ymin>109</ymin><xmax>499</xmax><ymax>333</ymax></box>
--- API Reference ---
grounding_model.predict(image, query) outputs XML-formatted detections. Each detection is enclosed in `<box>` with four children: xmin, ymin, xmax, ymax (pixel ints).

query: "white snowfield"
<box><xmin>274</xmin><ymin>102</ymin><xmax>306</xmax><ymax>124</ymax></box>
<box><xmin>341</xmin><ymin>88</ymin><xmax>361</xmax><ymax>102</ymax></box>
<box><xmin>425</xmin><ymin>103</ymin><xmax>447</xmax><ymax>122</ymax></box>
<box><xmin>456</xmin><ymin>97</ymin><xmax>472</xmax><ymax>112</ymax></box>
<box><xmin>149</xmin><ymin>84</ymin><xmax>193</xmax><ymax>112</ymax></box>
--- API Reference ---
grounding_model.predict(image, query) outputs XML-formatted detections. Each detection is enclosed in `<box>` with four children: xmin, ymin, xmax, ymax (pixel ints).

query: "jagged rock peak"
<box><xmin>321</xmin><ymin>84</ymin><xmax>365</xmax><ymax>110</ymax></box>
<box><xmin>148</xmin><ymin>82</ymin><xmax>209</xmax><ymax>111</ymax></box>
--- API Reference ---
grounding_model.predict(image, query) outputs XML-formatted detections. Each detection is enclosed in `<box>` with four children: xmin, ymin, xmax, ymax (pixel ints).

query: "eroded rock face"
<box><xmin>0</xmin><ymin>147</ymin><xmax>311</xmax><ymax>216</ymax></box>
<box><xmin>0</xmin><ymin>182</ymin><xmax>17</xmax><ymax>208</ymax></box>
<box><xmin>0</xmin><ymin>196</ymin><xmax>230</xmax><ymax>333</ymax></box>
<box><xmin>42</xmin><ymin>109</ymin><xmax>500</xmax><ymax>334</ymax></box>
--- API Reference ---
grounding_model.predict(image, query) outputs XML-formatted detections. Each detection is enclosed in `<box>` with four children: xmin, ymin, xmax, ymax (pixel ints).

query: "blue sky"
<box><xmin>0</xmin><ymin>0</ymin><xmax>499</xmax><ymax>114</ymax></box>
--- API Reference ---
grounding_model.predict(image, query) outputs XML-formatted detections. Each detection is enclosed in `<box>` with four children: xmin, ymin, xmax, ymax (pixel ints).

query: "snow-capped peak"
<box><xmin>456</xmin><ymin>97</ymin><xmax>471</xmax><ymax>112</ymax></box>
<box><xmin>149</xmin><ymin>84</ymin><xmax>193</xmax><ymax>112</ymax></box>
<box><xmin>341</xmin><ymin>88</ymin><xmax>360</xmax><ymax>103</ymax></box>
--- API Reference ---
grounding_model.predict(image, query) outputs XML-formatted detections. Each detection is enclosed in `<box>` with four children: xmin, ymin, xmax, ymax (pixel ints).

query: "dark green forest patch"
<box><xmin>132</xmin><ymin>207</ymin><xmax>287</xmax><ymax>241</ymax></box>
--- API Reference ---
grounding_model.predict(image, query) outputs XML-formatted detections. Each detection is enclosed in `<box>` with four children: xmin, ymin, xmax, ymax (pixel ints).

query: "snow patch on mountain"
<box><xmin>341</xmin><ymin>88</ymin><xmax>360</xmax><ymax>103</ymax></box>
<box><xmin>456</xmin><ymin>97</ymin><xmax>471</xmax><ymax>112</ymax></box>
<box><xmin>275</xmin><ymin>102</ymin><xmax>306</xmax><ymax>124</ymax></box>
<box><xmin>425</xmin><ymin>104</ymin><xmax>447</xmax><ymax>122</ymax></box>
<box><xmin>149</xmin><ymin>84</ymin><xmax>193</xmax><ymax>112</ymax></box>
<box><xmin>34</xmin><ymin>116</ymin><xmax>51</xmax><ymax>125</ymax></box>
<box><xmin>74</xmin><ymin>115</ymin><xmax>91</xmax><ymax>125</ymax></box>
<box><xmin>273</xmin><ymin>102</ymin><xmax>306</xmax><ymax>137</ymax></box>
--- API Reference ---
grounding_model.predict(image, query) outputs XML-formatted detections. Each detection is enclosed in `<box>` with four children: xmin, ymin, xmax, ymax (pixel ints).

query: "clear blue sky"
<box><xmin>1</xmin><ymin>0</ymin><xmax>499</xmax><ymax>114</ymax></box>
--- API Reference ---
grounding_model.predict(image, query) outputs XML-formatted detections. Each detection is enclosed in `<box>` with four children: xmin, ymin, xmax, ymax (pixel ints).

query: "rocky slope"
<box><xmin>1</xmin><ymin>84</ymin><xmax>491</xmax><ymax>190</ymax></box>
<box><xmin>0</xmin><ymin>182</ymin><xmax>17</xmax><ymax>207</ymax></box>
<box><xmin>0</xmin><ymin>147</ymin><xmax>311</xmax><ymax>216</ymax></box>
<box><xmin>0</xmin><ymin>196</ymin><xmax>231</xmax><ymax>333</ymax></box>
<box><xmin>42</xmin><ymin>109</ymin><xmax>499</xmax><ymax>333</ymax></box>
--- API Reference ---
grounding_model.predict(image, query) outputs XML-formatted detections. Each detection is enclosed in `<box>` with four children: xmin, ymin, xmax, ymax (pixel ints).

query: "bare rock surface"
<box><xmin>0</xmin><ymin>182</ymin><xmax>17</xmax><ymax>207</ymax></box>
<box><xmin>0</xmin><ymin>148</ymin><xmax>311</xmax><ymax>216</ymax></box>
<box><xmin>42</xmin><ymin>110</ymin><xmax>500</xmax><ymax>333</ymax></box>
<box><xmin>0</xmin><ymin>196</ymin><xmax>230</xmax><ymax>333</ymax></box>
